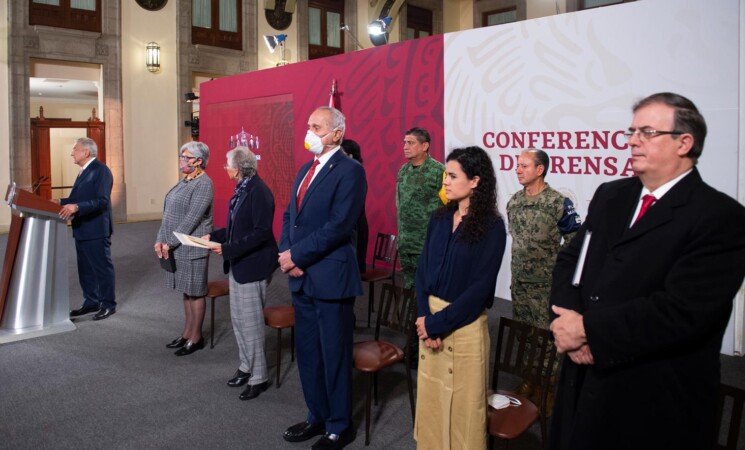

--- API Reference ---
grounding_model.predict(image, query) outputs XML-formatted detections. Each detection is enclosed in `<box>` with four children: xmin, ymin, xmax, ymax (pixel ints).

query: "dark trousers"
<box><xmin>292</xmin><ymin>292</ymin><xmax>355</xmax><ymax>435</ymax></box>
<box><xmin>76</xmin><ymin>237</ymin><xmax>116</xmax><ymax>310</ymax></box>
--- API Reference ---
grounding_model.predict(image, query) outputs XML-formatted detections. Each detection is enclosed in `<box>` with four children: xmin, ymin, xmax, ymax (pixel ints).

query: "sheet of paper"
<box><xmin>571</xmin><ymin>231</ymin><xmax>592</xmax><ymax>287</ymax></box>
<box><xmin>173</xmin><ymin>231</ymin><xmax>220</xmax><ymax>249</ymax></box>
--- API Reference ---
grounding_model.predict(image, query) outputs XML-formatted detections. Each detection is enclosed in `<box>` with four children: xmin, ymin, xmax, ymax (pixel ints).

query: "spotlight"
<box><xmin>184</xmin><ymin>92</ymin><xmax>199</xmax><ymax>102</ymax></box>
<box><xmin>264</xmin><ymin>34</ymin><xmax>289</xmax><ymax>66</ymax></box>
<box><xmin>368</xmin><ymin>16</ymin><xmax>391</xmax><ymax>47</ymax></box>
<box><xmin>184</xmin><ymin>116</ymin><xmax>199</xmax><ymax>138</ymax></box>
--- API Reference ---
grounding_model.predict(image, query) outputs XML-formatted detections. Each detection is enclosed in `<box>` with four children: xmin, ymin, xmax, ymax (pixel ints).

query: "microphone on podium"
<box><xmin>31</xmin><ymin>175</ymin><xmax>49</xmax><ymax>194</ymax></box>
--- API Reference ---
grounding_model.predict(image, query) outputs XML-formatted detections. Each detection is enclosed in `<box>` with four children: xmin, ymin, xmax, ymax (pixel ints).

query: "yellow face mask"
<box><xmin>438</xmin><ymin>170</ymin><xmax>448</xmax><ymax>205</ymax></box>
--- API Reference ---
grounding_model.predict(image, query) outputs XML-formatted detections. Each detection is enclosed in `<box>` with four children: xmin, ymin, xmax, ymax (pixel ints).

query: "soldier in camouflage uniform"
<box><xmin>507</xmin><ymin>149</ymin><xmax>581</xmax><ymax>330</ymax></box>
<box><xmin>396</xmin><ymin>127</ymin><xmax>445</xmax><ymax>290</ymax></box>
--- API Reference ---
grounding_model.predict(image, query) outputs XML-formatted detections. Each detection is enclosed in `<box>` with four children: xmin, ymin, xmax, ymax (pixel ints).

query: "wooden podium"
<box><xmin>0</xmin><ymin>183</ymin><xmax>74</xmax><ymax>343</ymax></box>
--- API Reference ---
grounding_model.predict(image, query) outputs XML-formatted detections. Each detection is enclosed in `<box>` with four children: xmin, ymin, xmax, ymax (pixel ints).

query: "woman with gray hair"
<box><xmin>155</xmin><ymin>141</ymin><xmax>214</xmax><ymax>356</ymax></box>
<box><xmin>203</xmin><ymin>146</ymin><xmax>278</xmax><ymax>400</ymax></box>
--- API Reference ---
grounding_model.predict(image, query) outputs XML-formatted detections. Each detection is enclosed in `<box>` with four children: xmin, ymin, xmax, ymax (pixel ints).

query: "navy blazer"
<box><xmin>212</xmin><ymin>175</ymin><xmax>279</xmax><ymax>284</ymax></box>
<box><xmin>279</xmin><ymin>149</ymin><xmax>367</xmax><ymax>300</ymax></box>
<box><xmin>549</xmin><ymin>168</ymin><xmax>745</xmax><ymax>450</ymax></box>
<box><xmin>60</xmin><ymin>158</ymin><xmax>113</xmax><ymax>241</ymax></box>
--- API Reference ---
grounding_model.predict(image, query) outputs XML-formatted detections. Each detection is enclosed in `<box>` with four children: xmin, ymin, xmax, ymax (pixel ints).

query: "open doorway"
<box><xmin>29</xmin><ymin>59</ymin><xmax>103</xmax><ymax>200</ymax></box>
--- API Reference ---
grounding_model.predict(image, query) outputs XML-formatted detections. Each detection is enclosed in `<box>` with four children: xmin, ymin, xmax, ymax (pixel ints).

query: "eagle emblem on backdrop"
<box><xmin>229</xmin><ymin>128</ymin><xmax>261</xmax><ymax>161</ymax></box>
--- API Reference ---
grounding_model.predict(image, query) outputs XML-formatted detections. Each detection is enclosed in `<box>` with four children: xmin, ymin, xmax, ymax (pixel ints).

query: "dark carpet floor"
<box><xmin>0</xmin><ymin>220</ymin><xmax>743</xmax><ymax>449</ymax></box>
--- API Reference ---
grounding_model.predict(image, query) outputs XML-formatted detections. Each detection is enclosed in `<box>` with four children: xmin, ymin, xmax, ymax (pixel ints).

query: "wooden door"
<box><xmin>30</xmin><ymin>113</ymin><xmax>105</xmax><ymax>200</ymax></box>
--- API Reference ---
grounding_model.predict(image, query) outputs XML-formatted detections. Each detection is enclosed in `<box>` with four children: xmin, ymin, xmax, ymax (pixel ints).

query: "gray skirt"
<box><xmin>164</xmin><ymin>255</ymin><xmax>209</xmax><ymax>297</ymax></box>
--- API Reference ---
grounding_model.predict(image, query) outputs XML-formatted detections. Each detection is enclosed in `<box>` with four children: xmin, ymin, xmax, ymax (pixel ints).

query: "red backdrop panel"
<box><xmin>200</xmin><ymin>35</ymin><xmax>444</xmax><ymax>267</ymax></box>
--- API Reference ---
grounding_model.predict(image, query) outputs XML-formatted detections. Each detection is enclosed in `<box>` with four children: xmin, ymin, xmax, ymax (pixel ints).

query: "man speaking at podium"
<box><xmin>58</xmin><ymin>137</ymin><xmax>116</xmax><ymax>321</ymax></box>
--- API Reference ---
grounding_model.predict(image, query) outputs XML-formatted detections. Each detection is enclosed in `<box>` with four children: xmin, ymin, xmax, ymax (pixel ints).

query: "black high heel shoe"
<box><xmin>166</xmin><ymin>336</ymin><xmax>188</xmax><ymax>349</ymax></box>
<box><xmin>174</xmin><ymin>338</ymin><xmax>205</xmax><ymax>356</ymax></box>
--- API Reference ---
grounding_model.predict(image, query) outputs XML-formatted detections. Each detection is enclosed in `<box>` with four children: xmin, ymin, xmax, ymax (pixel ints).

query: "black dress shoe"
<box><xmin>239</xmin><ymin>381</ymin><xmax>268</xmax><ymax>400</ymax></box>
<box><xmin>70</xmin><ymin>304</ymin><xmax>100</xmax><ymax>317</ymax></box>
<box><xmin>92</xmin><ymin>308</ymin><xmax>115</xmax><ymax>321</ymax></box>
<box><xmin>174</xmin><ymin>338</ymin><xmax>204</xmax><ymax>356</ymax></box>
<box><xmin>166</xmin><ymin>337</ymin><xmax>188</xmax><ymax>349</ymax></box>
<box><xmin>283</xmin><ymin>421</ymin><xmax>325</xmax><ymax>443</ymax></box>
<box><xmin>227</xmin><ymin>370</ymin><xmax>251</xmax><ymax>387</ymax></box>
<box><xmin>311</xmin><ymin>429</ymin><xmax>356</xmax><ymax>450</ymax></box>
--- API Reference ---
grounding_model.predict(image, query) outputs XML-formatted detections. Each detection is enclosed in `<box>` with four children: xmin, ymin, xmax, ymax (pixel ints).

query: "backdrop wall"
<box><xmin>200</xmin><ymin>36</ymin><xmax>445</xmax><ymax>249</ymax></box>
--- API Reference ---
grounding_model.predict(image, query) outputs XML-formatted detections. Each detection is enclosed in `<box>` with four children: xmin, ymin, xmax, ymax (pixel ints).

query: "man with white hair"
<box><xmin>60</xmin><ymin>137</ymin><xmax>116</xmax><ymax>321</ymax></box>
<box><xmin>279</xmin><ymin>107</ymin><xmax>366</xmax><ymax>450</ymax></box>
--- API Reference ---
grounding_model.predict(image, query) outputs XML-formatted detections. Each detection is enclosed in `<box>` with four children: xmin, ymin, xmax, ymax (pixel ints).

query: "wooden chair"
<box><xmin>353</xmin><ymin>284</ymin><xmax>416</xmax><ymax>446</ymax></box>
<box><xmin>206</xmin><ymin>280</ymin><xmax>230</xmax><ymax>349</ymax></box>
<box><xmin>715</xmin><ymin>383</ymin><xmax>745</xmax><ymax>449</ymax></box>
<box><xmin>263</xmin><ymin>306</ymin><xmax>295</xmax><ymax>388</ymax></box>
<box><xmin>360</xmin><ymin>233</ymin><xmax>398</xmax><ymax>328</ymax></box>
<box><xmin>488</xmin><ymin>317</ymin><xmax>558</xmax><ymax>450</ymax></box>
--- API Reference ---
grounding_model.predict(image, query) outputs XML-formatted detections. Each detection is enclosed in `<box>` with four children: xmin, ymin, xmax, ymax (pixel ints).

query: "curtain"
<box><xmin>584</xmin><ymin>0</ymin><xmax>621</xmax><ymax>7</ymax></box>
<box><xmin>193</xmin><ymin>0</ymin><xmax>211</xmax><ymax>28</ymax></box>
<box><xmin>309</xmin><ymin>8</ymin><xmax>321</xmax><ymax>46</ymax></box>
<box><xmin>326</xmin><ymin>12</ymin><xmax>341</xmax><ymax>48</ymax></box>
<box><xmin>487</xmin><ymin>10</ymin><xmax>516</xmax><ymax>26</ymax></box>
<box><xmin>71</xmin><ymin>0</ymin><xmax>95</xmax><ymax>10</ymax></box>
<box><xmin>219</xmin><ymin>0</ymin><xmax>238</xmax><ymax>32</ymax></box>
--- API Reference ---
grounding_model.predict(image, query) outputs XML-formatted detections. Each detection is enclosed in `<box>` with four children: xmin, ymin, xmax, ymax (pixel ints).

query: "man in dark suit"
<box><xmin>279</xmin><ymin>106</ymin><xmax>366</xmax><ymax>450</ymax></box>
<box><xmin>548</xmin><ymin>93</ymin><xmax>745</xmax><ymax>450</ymax></box>
<box><xmin>59</xmin><ymin>137</ymin><xmax>116</xmax><ymax>321</ymax></box>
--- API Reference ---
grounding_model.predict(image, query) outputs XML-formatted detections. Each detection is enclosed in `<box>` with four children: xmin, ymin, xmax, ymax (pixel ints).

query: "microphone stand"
<box><xmin>340</xmin><ymin>25</ymin><xmax>364</xmax><ymax>50</ymax></box>
<box><xmin>31</xmin><ymin>175</ymin><xmax>48</xmax><ymax>194</ymax></box>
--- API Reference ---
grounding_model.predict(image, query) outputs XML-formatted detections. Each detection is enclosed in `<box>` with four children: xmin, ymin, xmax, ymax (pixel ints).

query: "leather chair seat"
<box><xmin>264</xmin><ymin>306</ymin><xmax>295</xmax><ymax>329</ymax></box>
<box><xmin>361</xmin><ymin>267</ymin><xmax>392</xmax><ymax>283</ymax></box>
<box><xmin>207</xmin><ymin>280</ymin><xmax>229</xmax><ymax>298</ymax></box>
<box><xmin>353</xmin><ymin>340</ymin><xmax>404</xmax><ymax>372</ymax></box>
<box><xmin>487</xmin><ymin>389</ymin><xmax>539</xmax><ymax>440</ymax></box>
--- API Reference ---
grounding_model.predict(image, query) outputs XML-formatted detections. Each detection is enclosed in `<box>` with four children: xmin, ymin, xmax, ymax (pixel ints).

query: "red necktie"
<box><xmin>296</xmin><ymin>159</ymin><xmax>320</xmax><ymax>207</ymax></box>
<box><xmin>633</xmin><ymin>194</ymin><xmax>656</xmax><ymax>224</ymax></box>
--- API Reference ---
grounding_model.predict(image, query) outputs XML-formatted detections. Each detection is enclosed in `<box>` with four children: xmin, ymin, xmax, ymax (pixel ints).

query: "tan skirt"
<box><xmin>413</xmin><ymin>295</ymin><xmax>489</xmax><ymax>450</ymax></box>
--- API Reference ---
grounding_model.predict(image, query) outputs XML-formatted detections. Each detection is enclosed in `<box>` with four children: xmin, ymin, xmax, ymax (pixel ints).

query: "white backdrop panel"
<box><xmin>443</xmin><ymin>0</ymin><xmax>741</xmax><ymax>353</ymax></box>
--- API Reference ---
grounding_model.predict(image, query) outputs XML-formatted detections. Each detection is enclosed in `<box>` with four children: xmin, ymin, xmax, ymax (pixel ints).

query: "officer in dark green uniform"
<box><xmin>396</xmin><ymin>127</ymin><xmax>445</xmax><ymax>290</ymax></box>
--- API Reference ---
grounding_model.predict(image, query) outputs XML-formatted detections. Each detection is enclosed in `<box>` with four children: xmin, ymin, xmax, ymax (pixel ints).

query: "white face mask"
<box><xmin>304</xmin><ymin>129</ymin><xmax>334</xmax><ymax>155</ymax></box>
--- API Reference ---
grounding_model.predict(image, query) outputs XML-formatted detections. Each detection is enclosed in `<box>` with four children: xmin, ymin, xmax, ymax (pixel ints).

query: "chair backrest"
<box><xmin>373</xmin><ymin>283</ymin><xmax>416</xmax><ymax>344</ymax></box>
<box><xmin>491</xmin><ymin>317</ymin><xmax>558</xmax><ymax>414</ymax></box>
<box><xmin>716</xmin><ymin>383</ymin><xmax>745</xmax><ymax>450</ymax></box>
<box><xmin>371</xmin><ymin>233</ymin><xmax>398</xmax><ymax>270</ymax></box>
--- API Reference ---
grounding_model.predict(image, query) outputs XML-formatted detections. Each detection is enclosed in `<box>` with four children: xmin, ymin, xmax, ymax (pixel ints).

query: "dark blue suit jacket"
<box><xmin>212</xmin><ymin>175</ymin><xmax>279</xmax><ymax>284</ymax></box>
<box><xmin>61</xmin><ymin>158</ymin><xmax>113</xmax><ymax>241</ymax></box>
<box><xmin>279</xmin><ymin>149</ymin><xmax>367</xmax><ymax>300</ymax></box>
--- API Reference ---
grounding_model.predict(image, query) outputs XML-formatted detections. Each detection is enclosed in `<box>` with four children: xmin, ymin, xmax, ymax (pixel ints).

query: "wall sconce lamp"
<box><xmin>264</xmin><ymin>34</ymin><xmax>288</xmax><ymax>66</ymax></box>
<box><xmin>146</xmin><ymin>42</ymin><xmax>160</xmax><ymax>72</ymax></box>
<box><xmin>368</xmin><ymin>17</ymin><xmax>391</xmax><ymax>47</ymax></box>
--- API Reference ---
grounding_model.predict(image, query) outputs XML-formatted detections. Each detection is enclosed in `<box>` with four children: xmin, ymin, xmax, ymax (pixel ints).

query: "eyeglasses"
<box><xmin>179</xmin><ymin>155</ymin><xmax>198</xmax><ymax>161</ymax></box>
<box><xmin>623</xmin><ymin>127</ymin><xmax>685</xmax><ymax>143</ymax></box>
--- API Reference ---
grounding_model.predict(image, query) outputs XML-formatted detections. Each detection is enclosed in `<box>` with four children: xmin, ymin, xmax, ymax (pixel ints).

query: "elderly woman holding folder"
<box><xmin>155</xmin><ymin>141</ymin><xmax>214</xmax><ymax>356</ymax></box>
<box><xmin>203</xmin><ymin>146</ymin><xmax>279</xmax><ymax>400</ymax></box>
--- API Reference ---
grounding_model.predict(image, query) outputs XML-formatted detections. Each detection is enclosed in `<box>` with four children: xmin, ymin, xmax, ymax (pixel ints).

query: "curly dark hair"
<box><xmin>436</xmin><ymin>146</ymin><xmax>499</xmax><ymax>243</ymax></box>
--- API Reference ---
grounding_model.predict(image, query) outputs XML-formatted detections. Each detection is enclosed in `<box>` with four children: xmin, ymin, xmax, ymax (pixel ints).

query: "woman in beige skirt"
<box><xmin>413</xmin><ymin>146</ymin><xmax>506</xmax><ymax>450</ymax></box>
